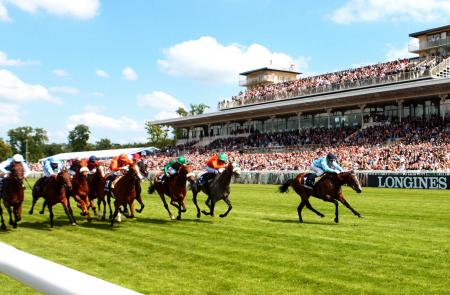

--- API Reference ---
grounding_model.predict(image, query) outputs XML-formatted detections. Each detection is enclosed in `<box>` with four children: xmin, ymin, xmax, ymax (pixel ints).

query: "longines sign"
<box><xmin>366</xmin><ymin>173</ymin><xmax>450</xmax><ymax>190</ymax></box>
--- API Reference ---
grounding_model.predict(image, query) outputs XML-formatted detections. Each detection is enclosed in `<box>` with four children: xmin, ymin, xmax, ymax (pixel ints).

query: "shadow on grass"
<box><xmin>265</xmin><ymin>218</ymin><xmax>337</xmax><ymax>225</ymax></box>
<box><xmin>19</xmin><ymin>221</ymin><xmax>52</xmax><ymax>231</ymax></box>
<box><xmin>79</xmin><ymin>221</ymin><xmax>116</xmax><ymax>230</ymax></box>
<box><xmin>137</xmin><ymin>217</ymin><xmax>213</xmax><ymax>224</ymax></box>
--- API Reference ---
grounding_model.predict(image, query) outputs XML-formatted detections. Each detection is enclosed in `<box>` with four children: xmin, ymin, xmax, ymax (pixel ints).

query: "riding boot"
<box><xmin>303</xmin><ymin>173</ymin><xmax>316</xmax><ymax>189</ymax></box>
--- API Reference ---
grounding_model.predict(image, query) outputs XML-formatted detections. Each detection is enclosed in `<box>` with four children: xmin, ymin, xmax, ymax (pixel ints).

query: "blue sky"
<box><xmin>0</xmin><ymin>0</ymin><xmax>449</xmax><ymax>144</ymax></box>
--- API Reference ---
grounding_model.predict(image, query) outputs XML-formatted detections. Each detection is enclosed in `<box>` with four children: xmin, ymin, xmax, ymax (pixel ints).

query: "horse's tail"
<box><xmin>148</xmin><ymin>181</ymin><xmax>156</xmax><ymax>194</ymax></box>
<box><xmin>279</xmin><ymin>179</ymin><xmax>294</xmax><ymax>193</ymax></box>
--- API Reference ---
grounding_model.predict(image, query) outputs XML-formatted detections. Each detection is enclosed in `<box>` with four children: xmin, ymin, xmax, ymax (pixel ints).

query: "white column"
<box><xmin>359</xmin><ymin>104</ymin><xmax>366</xmax><ymax>127</ymax></box>
<box><xmin>439</xmin><ymin>94</ymin><xmax>448</xmax><ymax>119</ymax></box>
<box><xmin>271</xmin><ymin>115</ymin><xmax>276</xmax><ymax>133</ymax></box>
<box><xmin>297</xmin><ymin>112</ymin><xmax>302</xmax><ymax>131</ymax></box>
<box><xmin>397</xmin><ymin>100</ymin><xmax>404</xmax><ymax>123</ymax></box>
<box><xmin>326</xmin><ymin>108</ymin><xmax>332</xmax><ymax>129</ymax></box>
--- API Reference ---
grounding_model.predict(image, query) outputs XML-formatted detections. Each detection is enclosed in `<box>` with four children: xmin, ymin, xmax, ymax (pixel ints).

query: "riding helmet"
<box><xmin>12</xmin><ymin>154</ymin><xmax>24</xmax><ymax>162</ymax></box>
<box><xmin>326</xmin><ymin>153</ymin><xmax>337</xmax><ymax>161</ymax></box>
<box><xmin>218</xmin><ymin>153</ymin><xmax>227</xmax><ymax>162</ymax></box>
<box><xmin>89</xmin><ymin>155</ymin><xmax>97</xmax><ymax>163</ymax></box>
<box><xmin>133</xmin><ymin>153</ymin><xmax>141</xmax><ymax>160</ymax></box>
<box><xmin>177</xmin><ymin>156</ymin><xmax>188</xmax><ymax>164</ymax></box>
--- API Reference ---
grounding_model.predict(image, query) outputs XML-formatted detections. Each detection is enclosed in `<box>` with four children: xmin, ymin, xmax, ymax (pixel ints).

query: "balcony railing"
<box><xmin>219</xmin><ymin>70</ymin><xmax>432</xmax><ymax>110</ymax></box>
<box><xmin>408</xmin><ymin>37</ymin><xmax>450</xmax><ymax>52</ymax></box>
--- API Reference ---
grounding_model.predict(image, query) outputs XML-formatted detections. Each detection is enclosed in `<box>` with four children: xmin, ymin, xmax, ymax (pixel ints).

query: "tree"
<box><xmin>145</xmin><ymin>122</ymin><xmax>172</xmax><ymax>148</ymax></box>
<box><xmin>0</xmin><ymin>138</ymin><xmax>12</xmax><ymax>161</ymax></box>
<box><xmin>176</xmin><ymin>107</ymin><xmax>188</xmax><ymax>117</ymax></box>
<box><xmin>68</xmin><ymin>124</ymin><xmax>91</xmax><ymax>152</ymax></box>
<box><xmin>95</xmin><ymin>138</ymin><xmax>113</xmax><ymax>150</ymax></box>
<box><xmin>189</xmin><ymin>103</ymin><xmax>210</xmax><ymax>115</ymax></box>
<box><xmin>7</xmin><ymin>126</ymin><xmax>48</xmax><ymax>162</ymax></box>
<box><xmin>42</xmin><ymin>143</ymin><xmax>65</xmax><ymax>157</ymax></box>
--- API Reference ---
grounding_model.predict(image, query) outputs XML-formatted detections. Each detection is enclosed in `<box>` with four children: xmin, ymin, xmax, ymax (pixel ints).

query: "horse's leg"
<box><xmin>201</xmin><ymin>196</ymin><xmax>212</xmax><ymax>216</ymax></box>
<box><xmin>62</xmin><ymin>198</ymin><xmax>76</xmax><ymax>226</ymax></box>
<box><xmin>39</xmin><ymin>200</ymin><xmax>47</xmax><ymax>215</ymax></box>
<box><xmin>209</xmin><ymin>199</ymin><xmax>216</xmax><ymax>217</ymax></box>
<box><xmin>0</xmin><ymin>203</ymin><xmax>6</xmax><ymax>230</ymax></box>
<box><xmin>192</xmin><ymin>189</ymin><xmax>201</xmax><ymax>218</ymax></box>
<box><xmin>29</xmin><ymin>195</ymin><xmax>38</xmax><ymax>214</ymax></box>
<box><xmin>337</xmin><ymin>194</ymin><xmax>363</xmax><ymax>219</ymax></box>
<box><xmin>48</xmin><ymin>205</ymin><xmax>54</xmax><ymax>228</ymax></box>
<box><xmin>107</xmin><ymin>194</ymin><xmax>113</xmax><ymax>220</ymax></box>
<box><xmin>304</xmin><ymin>199</ymin><xmax>325</xmax><ymax>218</ymax></box>
<box><xmin>89</xmin><ymin>196</ymin><xmax>97</xmax><ymax>217</ymax></box>
<box><xmin>219</xmin><ymin>196</ymin><xmax>233</xmax><ymax>218</ymax></box>
<box><xmin>135</xmin><ymin>184</ymin><xmax>144</xmax><ymax>213</ymax></box>
<box><xmin>125</xmin><ymin>201</ymin><xmax>135</xmax><ymax>219</ymax></box>
<box><xmin>12</xmin><ymin>205</ymin><xmax>19</xmax><ymax>228</ymax></box>
<box><xmin>176</xmin><ymin>200</ymin><xmax>182</xmax><ymax>220</ymax></box>
<box><xmin>7</xmin><ymin>206</ymin><xmax>13</xmax><ymax>226</ymax></box>
<box><xmin>159</xmin><ymin>192</ymin><xmax>174</xmax><ymax>220</ymax></box>
<box><xmin>297</xmin><ymin>200</ymin><xmax>306</xmax><ymax>223</ymax></box>
<box><xmin>333</xmin><ymin>199</ymin><xmax>339</xmax><ymax>223</ymax></box>
<box><xmin>110</xmin><ymin>201</ymin><xmax>120</xmax><ymax>226</ymax></box>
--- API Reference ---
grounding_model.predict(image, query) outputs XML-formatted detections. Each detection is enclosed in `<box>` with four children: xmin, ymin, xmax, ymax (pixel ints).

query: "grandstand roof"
<box><xmin>39</xmin><ymin>146</ymin><xmax>159</xmax><ymax>162</ymax></box>
<box><xmin>240</xmin><ymin>67</ymin><xmax>301</xmax><ymax>76</ymax></box>
<box><xmin>152</xmin><ymin>78</ymin><xmax>450</xmax><ymax>127</ymax></box>
<box><xmin>409</xmin><ymin>24</ymin><xmax>450</xmax><ymax>38</ymax></box>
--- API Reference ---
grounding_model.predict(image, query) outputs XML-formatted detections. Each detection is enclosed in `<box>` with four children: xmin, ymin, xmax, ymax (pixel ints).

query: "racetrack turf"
<box><xmin>1</xmin><ymin>180</ymin><xmax>449</xmax><ymax>294</ymax></box>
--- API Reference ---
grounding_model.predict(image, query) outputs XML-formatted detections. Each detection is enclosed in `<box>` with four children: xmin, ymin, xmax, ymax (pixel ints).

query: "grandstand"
<box><xmin>151</xmin><ymin>25</ymin><xmax>450</xmax><ymax>151</ymax></box>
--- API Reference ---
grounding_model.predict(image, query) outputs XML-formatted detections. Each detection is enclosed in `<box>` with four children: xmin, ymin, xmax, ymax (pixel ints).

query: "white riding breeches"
<box><xmin>310</xmin><ymin>166</ymin><xmax>324</xmax><ymax>176</ymax></box>
<box><xmin>206</xmin><ymin>167</ymin><xmax>218</xmax><ymax>174</ymax></box>
<box><xmin>168</xmin><ymin>166</ymin><xmax>177</xmax><ymax>175</ymax></box>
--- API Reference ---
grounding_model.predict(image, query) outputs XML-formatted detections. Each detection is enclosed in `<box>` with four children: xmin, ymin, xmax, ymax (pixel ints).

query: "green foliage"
<box><xmin>0</xmin><ymin>137</ymin><xmax>12</xmax><ymax>161</ymax></box>
<box><xmin>145</xmin><ymin>122</ymin><xmax>172</xmax><ymax>148</ymax></box>
<box><xmin>189</xmin><ymin>103</ymin><xmax>210</xmax><ymax>115</ymax></box>
<box><xmin>42</xmin><ymin>143</ymin><xmax>66</xmax><ymax>157</ymax></box>
<box><xmin>68</xmin><ymin>124</ymin><xmax>91</xmax><ymax>152</ymax></box>
<box><xmin>2</xmin><ymin>184</ymin><xmax>450</xmax><ymax>295</ymax></box>
<box><xmin>95</xmin><ymin>138</ymin><xmax>113</xmax><ymax>150</ymax></box>
<box><xmin>176</xmin><ymin>107</ymin><xmax>188</xmax><ymax>117</ymax></box>
<box><xmin>7</xmin><ymin>126</ymin><xmax>48</xmax><ymax>162</ymax></box>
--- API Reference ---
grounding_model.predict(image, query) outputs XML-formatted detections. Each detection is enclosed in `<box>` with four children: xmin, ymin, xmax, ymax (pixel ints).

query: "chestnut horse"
<box><xmin>0</xmin><ymin>161</ymin><xmax>25</xmax><ymax>229</ymax></box>
<box><xmin>279</xmin><ymin>171</ymin><xmax>363</xmax><ymax>223</ymax></box>
<box><xmin>192</xmin><ymin>162</ymin><xmax>241</xmax><ymax>218</ymax></box>
<box><xmin>109</xmin><ymin>164</ymin><xmax>141</xmax><ymax>226</ymax></box>
<box><xmin>88</xmin><ymin>166</ymin><xmax>106</xmax><ymax>220</ymax></box>
<box><xmin>148</xmin><ymin>164</ymin><xmax>196</xmax><ymax>220</ymax></box>
<box><xmin>71</xmin><ymin>167</ymin><xmax>92</xmax><ymax>221</ymax></box>
<box><xmin>30</xmin><ymin>170</ymin><xmax>76</xmax><ymax>227</ymax></box>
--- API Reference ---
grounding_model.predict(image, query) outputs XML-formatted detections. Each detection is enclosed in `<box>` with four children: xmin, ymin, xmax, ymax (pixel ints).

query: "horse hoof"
<box><xmin>87</xmin><ymin>217</ymin><xmax>93</xmax><ymax>222</ymax></box>
<box><xmin>196</xmin><ymin>213</ymin><xmax>201</xmax><ymax>218</ymax></box>
<box><xmin>358</xmin><ymin>215</ymin><xmax>364</xmax><ymax>219</ymax></box>
<box><xmin>176</xmin><ymin>216</ymin><xmax>181</xmax><ymax>220</ymax></box>
<box><xmin>39</xmin><ymin>211</ymin><xmax>44</xmax><ymax>215</ymax></box>
<box><xmin>1</xmin><ymin>224</ymin><xmax>6</xmax><ymax>230</ymax></box>
<box><xmin>9</xmin><ymin>220</ymin><xmax>13</xmax><ymax>225</ymax></box>
<box><xmin>334</xmin><ymin>218</ymin><xmax>339</xmax><ymax>223</ymax></box>
<box><xmin>80</xmin><ymin>212</ymin><xmax>86</xmax><ymax>216</ymax></box>
<box><xmin>201</xmin><ymin>210</ymin><xmax>208</xmax><ymax>216</ymax></box>
<box><xmin>170</xmin><ymin>215</ymin><xmax>176</xmax><ymax>220</ymax></box>
<box><xmin>219</xmin><ymin>214</ymin><xmax>225</xmax><ymax>218</ymax></box>
<box><xmin>29</xmin><ymin>210</ymin><xmax>33</xmax><ymax>215</ymax></box>
<box><xmin>71</xmin><ymin>223</ymin><xmax>77</xmax><ymax>226</ymax></box>
<box><xmin>13</xmin><ymin>224</ymin><xmax>17</xmax><ymax>228</ymax></box>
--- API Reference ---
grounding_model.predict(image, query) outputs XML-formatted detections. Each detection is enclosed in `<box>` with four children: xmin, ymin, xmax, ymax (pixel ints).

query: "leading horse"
<box><xmin>30</xmin><ymin>170</ymin><xmax>76</xmax><ymax>227</ymax></box>
<box><xmin>279</xmin><ymin>171</ymin><xmax>363</xmax><ymax>223</ymax></box>
<box><xmin>0</xmin><ymin>161</ymin><xmax>25</xmax><ymax>229</ymax></box>
<box><xmin>148</xmin><ymin>164</ymin><xmax>196</xmax><ymax>220</ymax></box>
<box><xmin>192</xmin><ymin>162</ymin><xmax>241</xmax><ymax>218</ymax></box>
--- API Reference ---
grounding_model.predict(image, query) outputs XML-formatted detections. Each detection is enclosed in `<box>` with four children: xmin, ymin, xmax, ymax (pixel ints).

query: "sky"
<box><xmin>0</xmin><ymin>0</ymin><xmax>449</xmax><ymax>144</ymax></box>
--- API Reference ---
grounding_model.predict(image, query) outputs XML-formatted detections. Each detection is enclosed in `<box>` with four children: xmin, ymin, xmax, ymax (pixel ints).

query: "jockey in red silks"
<box><xmin>105</xmin><ymin>153</ymin><xmax>131</xmax><ymax>192</ymax></box>
<box><xmin>198</xmin><ymin>153</ymin><xmax>228</xmax><ymax>186</ymax></box>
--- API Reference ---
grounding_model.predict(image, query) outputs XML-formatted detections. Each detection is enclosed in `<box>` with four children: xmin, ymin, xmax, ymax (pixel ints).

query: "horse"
<box><xmin>88</xmin><ymin>166</ymin><xmax>107</xmax><ymax>220</ymax></box>
<box><xmin>30</xmin><ymin>170</ymin><xmax>76</xmax><ymax>227</ymax></box>
<box><xmin>0</xmin><ymin>161</ymin><xmax>25</xmax><ymax>229</ymax></box>
<box><xmin>148</xmin><ymin>164</ymin><xmax>196</xmax><ymax>220</ymax></box>
<box><xmin>279</xmin><ymin>171</ymin><xmax>363</xmax><ymax>223</ymax></box>
<box><xmin>71</xmin><ymin>166</ymin><xmax>92</xmax><ymax>221</ymax></box>
<box><xmin>109</xmin><ymin>164</ymin><xmax>142</xmax><ymax>226</ymax></box>
<box><xmin>192</xmin><ymin>162</ymin><xmax>241</xmax><ymax>218</ymax></box>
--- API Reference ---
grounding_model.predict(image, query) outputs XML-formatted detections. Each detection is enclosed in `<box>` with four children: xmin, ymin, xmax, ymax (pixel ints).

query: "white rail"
<box><xmin>0</xmin><ymin>242</ymin><xmax>142</xmax><ymax>295</ymax></box>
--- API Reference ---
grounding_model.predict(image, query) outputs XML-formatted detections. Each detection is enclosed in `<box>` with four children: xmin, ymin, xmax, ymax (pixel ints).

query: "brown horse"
<box><xmin>279</xmin><ymin>171</ymin><xmax>363</xmax><ymax>223</ymax></box>
<box><xmin>109</xmin><ymin>164</ymin><xmax>141</xmax><ymax>226</ymax></box>
<box><xmin>148</xmin><ymin>164</ymin><xmax>196</xmax><ymax>220</ymax></box>
<box><xmin>30</xmin><ymin>170</ymin><xmax>76</xmax><ymax>227</ymax></box>
<box><xmin>88</xmin><ymin>166</ymin><xmax>107</xmax><ymax>220</ymax></box>
<box><xmin>0</xmin><ymin>161</ymin><xmax>25</xmax><ymax>229</ymax></box>
<box><xmin>71</xmin><ymin>166</ymin><xmax>92</xmax><ymax>221</ymax></box>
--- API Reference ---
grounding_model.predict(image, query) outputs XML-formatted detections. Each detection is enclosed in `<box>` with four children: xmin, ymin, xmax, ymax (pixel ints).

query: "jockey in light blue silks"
<box><xmin>303</xmin><ymin>153</ymin><xmax>343</xmax><ymax>189</ymax></box>
<box><xmin>0</xmin><ymin>154</ymin><xmax>31</xmax><ymax>195</ymax></box>
<box><xmin>42</xmin><ymin>157</ymin><xmax>63</xmax><ymax>177</ymax></box>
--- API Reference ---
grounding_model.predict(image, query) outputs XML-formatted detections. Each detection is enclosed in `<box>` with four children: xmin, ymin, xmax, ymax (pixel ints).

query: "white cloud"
<box><xmin>157</xmin><ymin>36</ymin><xmax>308</xmax><ymax>84</ymax></box>
<box><xmin>153</xmin><ymin>111</ymin><xmax>179</xmax><ymax>121</ymax></box>
<box><xmin>386</xmin><ymin>43</ymin><xmax>418</xmax><ymax>61</ymax></box>
<box><xmin>330</xmin><ymin>0</ymin><xmax>450</xmax><ymax>24</ymax></box>
<box><xmin>88</xmin><ymin>91</ymin><xmax>104</xmax><ymax>97</ymax></box>
<box><xmin>0</xmin><ymin>103</ymin><xmax>20</xmax><ymax>127</ymax></box>
<box><xmin>0</xmin><ymin>69</ymin><xmax>61</xmax><ymax>104</ymax></box>
<box><xmin>1</xmin><ymin>0</ymin><xmax>99</xmax><ymax>21</ymax></box>
<box><xmin>67</xmin><ymin>112</ymin><xmax>141</xmax><ymax>131</ymax></box>
<box><xmin>0</xmin><ymin>2</ymin><xmax>11</xmax><ymax>21</ymax></box>
<box><xmin>95</xmin><ymin>69</ymin><xmax>109</xmax><ymax>78</ymax></box>
<box><xmin>122</xmin><ymin>67</ymin><xmax>138</xmax><ymax>81</ymax></box>
<box><xmin>49</xmin><ymin>86</ymin><xmax>79</xmax><ymax>95</ymax></box>
<box><xmin>0</xmin><ymin>51</ymin><xmax>37</xmax><ymax>66</ymax></box>
<box><xmin>137</xmin><ymin>91</ymin><xmax>184</xmax><ymax>112</ymax></box>
<box><xmin>53</xmin><ymin>68</ymin><xmax>70</xmax><ymax>79</ymax></box>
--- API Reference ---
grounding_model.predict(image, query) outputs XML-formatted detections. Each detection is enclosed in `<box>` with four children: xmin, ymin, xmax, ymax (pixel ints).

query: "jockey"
<box><xmin>132</xmin><ymin>153</ymin><xmax>145</xmax><ymax>180</ymax></box>
<box><xmin>87</xmin><ymin>155</ymin><xmax>101</xmax><ymax>173</ymax></box>
<box><xmin>198</xmin><ymin>153</ymin><xmax>227</xmax><ymax>186</ymax></box>
<box><xmin>303</xmin><ymin>153</ymin><xmax>343</xmax><ymax>189</ymax></box>
<box><xmin>0</xmin><ymin>154</ymin><xmax>31</xmax><ymax>195</ymax></box>
<box><xmin>69</xmin><ymin>157</ymin><xmax>87</xmax><ymax>176</ymax></box>
<box><xmin>43</xmin><ymin>157</ymin><xmax>63</xmax><ymax>177</ymax></box>
<box><xmin>158</xmin><ymin>156</ymin><xmax>188</xmax><ymax>183</ymax></box>
<box><xmin>105</xmin><ymin>153</ymin><xmax>131</xmax><ymax>192</ymax></box>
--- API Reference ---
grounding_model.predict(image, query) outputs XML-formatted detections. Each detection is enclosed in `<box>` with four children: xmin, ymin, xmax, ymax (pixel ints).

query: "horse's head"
<box><xmin>137</xmin><ymin>161</ymin><xmax>148</xmax><ymax>179</ymax></box>
<box><xmin>230</xmin><ymin>162</ymin><xmax>241</xmax><ymax>178</ymax></box>
<box><xmin>339</xmin><ymin>171</ymin><xmax>362</xmax><ymax>194</ymax></box>
<box><xmin>58</xmin><ymin>169</ymin><xmax>73</xmax><ymax>192</ymax></box>
<box><xmin>10</xmin><ymin>161</ymin><xmax>25</xmax><ymax>181</ymax></box>
<box><xmin>179</xmin><ymin>164</ymin><xmax>196</xmax><ymax>182</ymax></box>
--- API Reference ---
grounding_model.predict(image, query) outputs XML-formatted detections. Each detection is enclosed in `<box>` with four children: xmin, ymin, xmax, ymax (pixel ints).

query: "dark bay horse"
<box><xmin>192</xmin><ymin>162</ymin><xmax>241</xmax><ymax>218</ymax></box>
<box><xmin>0</xmin><ymin>161</ymin><xmax>25</xmax><ymax>229</ymax></box>
<box><xmin>109</xmin><ymin>164</ymin><xmax>141</xmax><ymax>226</ymax></box>
<box><xmin>30</xmin><ymin>170</ymin><xmax>76</xmax><ymax>227</ymax></box>
<box><xmin>148</xmin><ymin>164</ymin><xmax>196</xmax><ymax>220</ymax></box>
<box><xmin>279</xmin><ymin>171</ymin><xmax>363</xmax><ymax>223</ymax></box>
<box><xmin>88</xmin><ymin>166</ymin><xmax>106</xmax><ymax>220</ymax></box>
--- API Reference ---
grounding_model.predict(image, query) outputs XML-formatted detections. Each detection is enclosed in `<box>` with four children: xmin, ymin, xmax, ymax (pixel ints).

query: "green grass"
<box><xmin>1</xmin><ymin>180</ymin><xmax>450</xmax><ymax>294</ymax></box>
